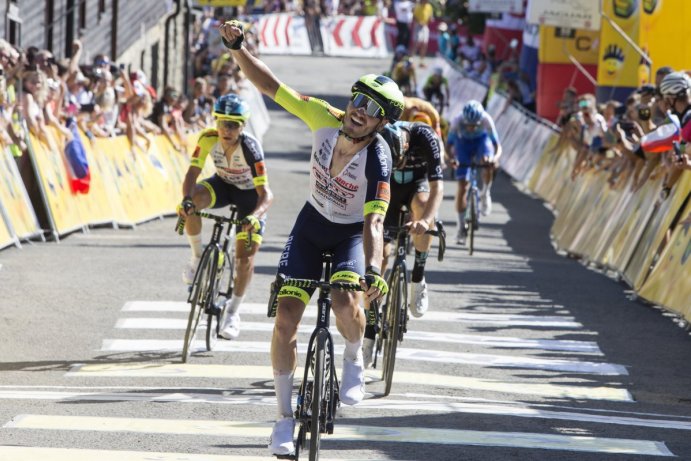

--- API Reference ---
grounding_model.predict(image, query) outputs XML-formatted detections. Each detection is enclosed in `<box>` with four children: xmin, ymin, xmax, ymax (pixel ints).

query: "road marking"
<box><xmin>0</xmin><ymin>446</ymin><xmax>326</xmax><ymax>461</ymax></box>
<box><xmin>3</xmin><ymin>415</ymin><xmax>673</xmax><ymax>456</ymax></box>
<box><xmin>66</xmin><ymin>364</ymin><xmax>632</xmax><ymax>401</ymax></box>
<box><xmin>115</xmin><ymin>318</ymin><xmax>601</xmax><ymax>353</ymax></box>
<box><xmin>122</xmin><ymin>301</ymin><xmax>583</xmax><ymax>327</ymax></box>
<box><xmin>98</xmin><ymin>339</ymin><xmax>625</xmax><ymax>375</ymax></box>
<box><xmin>0</xmin><ymin>391</ymin><xmax>686</xmax><ymax>431</ymax></box>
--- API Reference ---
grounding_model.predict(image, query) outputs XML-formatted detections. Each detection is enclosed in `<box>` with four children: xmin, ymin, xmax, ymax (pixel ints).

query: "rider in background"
<box><xmin>446</xmin><ymin>100</ymin><xmax>502</xmax><ymax>245</ymax></box>
<box><xmin>178</xmin><ymin>93</ymin><xmax>273</xmax><ymax>340</ymax></box>
<box><xmin>362</xmin><ymin>120</ymin><xmax>444</xmax><ymax>366</ymax></box>
<box><xmin>422</xmin><ymin>67</ymin><xmax>450</xmax><ymax>115</ymax></box>
<box><xmin>219</xmin><ymin>20</ymin><xmax>401</xmax><ymax>457</ymax></box>
<box><xmin>402</xmin><ymin>95</ymin><xmax>442</xmax><ymax>137</ymax></box>
<box><xmin>391</xmin><ymin>55</ymin><xmax>417</xmax><ymax>96</ymax></box>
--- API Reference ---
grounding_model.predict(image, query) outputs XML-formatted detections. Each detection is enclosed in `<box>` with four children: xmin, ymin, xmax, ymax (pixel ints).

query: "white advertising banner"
<box><xmin>526</xmin><ymin>0</ymin><xmax>602</xmax><ymax>31</ymax></box>
<box><xmin>468</xmin><ymin>0</ymin><xmax>524</xmax><ymax>14</ymax></box>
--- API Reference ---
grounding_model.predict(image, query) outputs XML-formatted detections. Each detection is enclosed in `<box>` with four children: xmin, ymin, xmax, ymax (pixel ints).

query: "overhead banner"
<box><xmin>468</xmin><ymin>0</ymin><xmax>524</xmax><ymax>14</ymax></box>
<box><xmin>527</xmin><ymin>0</ymin><xmax>602</xmax><ymax>31</ymax></box>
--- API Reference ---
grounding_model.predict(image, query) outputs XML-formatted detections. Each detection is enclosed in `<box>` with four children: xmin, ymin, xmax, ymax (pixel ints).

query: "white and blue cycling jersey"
<box><xmin>447</xmin><ymin>109</ymin><xmax>501</xmax><ymax>180</ymax></box>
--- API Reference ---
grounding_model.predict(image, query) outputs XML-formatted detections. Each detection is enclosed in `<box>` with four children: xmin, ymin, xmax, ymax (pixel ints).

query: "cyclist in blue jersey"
<box><xmin>178</xmin><ymin>93</ymin><xmax>274</xmax><ymax>340</ymax></box>
<box><xmin>220</xmin><ymin>20</ymin><xmax>404</xmax><ymax>457</ymax></box>
<box><xmin>446</xmin><ymin>100</ymin><xmax>502</xmax><ymax>244</ymax></box>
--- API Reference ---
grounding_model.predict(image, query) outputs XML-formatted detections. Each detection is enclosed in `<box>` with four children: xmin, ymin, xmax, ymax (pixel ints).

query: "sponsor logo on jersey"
<box><xmin>255</xmin><ymin>160</ymin><xmax>266</xmax><ymax>176</ymax></box>
<box><xmin>376</xmin><ymin>181</ymin><xmax>391</xmax><ymax>202</ymax></box>
<box><xmin>192</xmin><ymin>146</ymin><xmax>201</xmax><ymax>158</ymax></box>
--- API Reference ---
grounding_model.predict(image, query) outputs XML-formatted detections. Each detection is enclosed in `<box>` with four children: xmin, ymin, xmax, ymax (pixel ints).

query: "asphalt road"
<box><xmin>1</xmin><ymin>55</ymin><xmax>691</xmax><ymax>461</ymax></box>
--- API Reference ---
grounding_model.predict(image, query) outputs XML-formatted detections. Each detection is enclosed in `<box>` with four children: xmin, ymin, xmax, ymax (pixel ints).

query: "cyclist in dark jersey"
<box><xmin>219</xmin><ymin>20</ymin><xmax>404</xmax><ymax>457</ymax></box>
<box><xmin>362</xmin><ymin>120</ymin><xmax>444</xmax><ymax>367</ymax></box>
<box><xmin>178</xmin><ymin>93</ymin><xmax>274</xmax><ymax>340</ymax></box>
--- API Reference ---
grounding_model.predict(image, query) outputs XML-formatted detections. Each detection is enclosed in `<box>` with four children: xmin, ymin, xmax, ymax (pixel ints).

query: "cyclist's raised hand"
<box><xmin>361</xmin><ymin>267</ymin><xmax>389</xmax><ymax>303</ymax></box>
<box><xmin>178</xmin><ymin>196</ymin><xmax>196</xmax><ymax>218</ymax></box>
<box><xmin>219</xmin><ymin>20</ymin><xmax>244</xmax><ymax>50</ymax></box>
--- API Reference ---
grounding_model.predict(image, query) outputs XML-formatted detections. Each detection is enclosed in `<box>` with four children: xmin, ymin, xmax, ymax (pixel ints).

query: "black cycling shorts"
<box><xmin>383</xmin><ymin>177</ymin><xmax>430</xmax><ymax>241</ymax></box>
<box><xmin>276</xmin><ymin>203</ymin><xmax>365</xmax><ymax>304</ymax></box>
<box><xmin>199</xmin><ymin>174</ymin><xmax>266</xmax><ymax>237</ymax></box>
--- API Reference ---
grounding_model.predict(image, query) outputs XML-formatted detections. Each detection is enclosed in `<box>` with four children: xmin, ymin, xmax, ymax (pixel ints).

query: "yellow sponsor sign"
<box><xmin>538</xmin><ymin>26</ymin><xmax>600</xmax><ymax>65</ymax></box>
<box><xmin>597</xmin><ymin>0</ymin><xmax>641</xmax><ymax>87</ymax></box>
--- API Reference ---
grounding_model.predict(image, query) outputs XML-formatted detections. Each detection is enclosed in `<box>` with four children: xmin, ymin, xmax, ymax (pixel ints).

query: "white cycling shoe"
<box><xmin>219</xmin><ymin>312</ymin><xmax>240</xmax><ymax>340</ymax></box>
<box><xmin>340</xmin><ymin>356</ymin><xmax>365</xmax><ymax>405</ymax></box>
<box><xmin>268</xmin><ymin>417</ymin><xmax>295</xmax><ymax>456</ymax></box>
<box><xmin>409</xmin><ymin>278</ymin><xmax>429</xmax><ymax>318</ymax></box>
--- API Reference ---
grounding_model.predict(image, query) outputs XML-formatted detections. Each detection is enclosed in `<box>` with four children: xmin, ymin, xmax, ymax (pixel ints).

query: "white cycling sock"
<box><xmin>274</xmin><ymin>371</ymin><xmax>294</xmax><ymax>419</ymax></box>
<box><xmin>187</xmin><ymin>233</ymin><xmax>202</xmax><ymax>259</ymax></box>
<box><xmin>344</xmin><ymin>338</ymin><xmax>363</xmax><ymax>362</ymax></box>
<box><xmin>457</xmin><ymin>212</ymin><xmax>464</xmax><ymax>228</ymax></box>
<box><xmin>225</xmin><ymin>294</ymin><xmax>244</xmax><ymax>315</ymax></box>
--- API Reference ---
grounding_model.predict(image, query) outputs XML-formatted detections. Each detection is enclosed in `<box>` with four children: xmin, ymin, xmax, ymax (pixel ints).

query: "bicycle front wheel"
<box><xmin>308</xmin><ymin>333</ymin><xmax>327</xmax><ymax>461</ymax></box>
<box><xmin>183</xmin><ymin>248</ymin><xmax>216</xmax><ymax>363</ymax></box>
<box><xmin>206</xmin><ymin>249</ymin><xmax>232</xmax><ymax>351</ymax></box>
<box><xmin>382</xmin><ymin>266</ymin><xmax>404</xmax><ymax>396</ymax></box>
<box><xmin>468</xmin><ymin>190</ymin><xmax>477</xmax><ymax>256</ymax></box>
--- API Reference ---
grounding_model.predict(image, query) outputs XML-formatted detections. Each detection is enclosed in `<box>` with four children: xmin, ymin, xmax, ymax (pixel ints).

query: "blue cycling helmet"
<box><xmin>462</xmin><ymin>100</ymin><xmax>484</xmax><ymax>124</ymax></box>
<box><xmin>213</xmin><ymin>93</ymin><xmax>250</xmax><ymax>122</ymax></box>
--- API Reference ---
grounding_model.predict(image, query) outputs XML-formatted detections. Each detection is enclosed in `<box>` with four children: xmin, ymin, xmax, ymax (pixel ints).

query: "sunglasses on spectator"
<box><xmin>216</xmin><ymin>119</ymin><xmax>242</xmax><ymax>130</ymax></box>
<box><xmin>350</xmin><ymin>92</ymin><xmax>384</xmax><ymax>119</ymax></box>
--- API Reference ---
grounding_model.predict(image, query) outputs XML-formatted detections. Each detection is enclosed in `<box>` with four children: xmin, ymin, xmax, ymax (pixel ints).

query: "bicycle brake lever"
<box><xmin>175</xmin><ymin>216</ymin><xmax>186</xmax><ymax>235</ymax></box>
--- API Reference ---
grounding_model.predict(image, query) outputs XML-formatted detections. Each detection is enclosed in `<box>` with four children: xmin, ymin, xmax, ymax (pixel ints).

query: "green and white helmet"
<box><xmin>351</xmin><ymin>74</ymin><xmax>405</xmax><ymax>122</ymax></box>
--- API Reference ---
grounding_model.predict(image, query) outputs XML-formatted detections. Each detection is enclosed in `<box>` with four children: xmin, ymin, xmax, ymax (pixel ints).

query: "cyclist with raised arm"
<box><xmin>219</xmin><ymin>20</ymin><xmax>403</xmax><ymax>457</ymax></box>
<box><xmin>446</xmin><ymin>100</ymin><xmax>502</xmax><ymax>245</ymax></box>
<box><xmin>362</xmin><ymin>120</ymin><xmax>444</xmax><ymax>366</ymax></box>
<box><xmin>178</xmin><ymin>93</ymin><xmax>274</xmax><ymax>340</ymax></box>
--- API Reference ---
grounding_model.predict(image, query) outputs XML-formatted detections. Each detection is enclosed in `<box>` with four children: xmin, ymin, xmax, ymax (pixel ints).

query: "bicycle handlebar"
<box><xmin>267</xmin><ymin>273</ymin><xmax>379</xmax><ymax>318</ymax></box>
<box><xmin>386</xmin><ymin>220</ymin><xmax>446</xmax><ymax>261</ymax></box>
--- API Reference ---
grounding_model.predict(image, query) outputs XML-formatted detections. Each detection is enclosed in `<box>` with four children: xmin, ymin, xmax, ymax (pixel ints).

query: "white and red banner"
<box><xmin>256</xmin><ymin>13</ymin><xmax>312</xmax><ymax>55</ymax></box>
<box><xmin>320</xmin><ymin>15</ymin><xmax>388</xmax><ymax>58</ymax></box>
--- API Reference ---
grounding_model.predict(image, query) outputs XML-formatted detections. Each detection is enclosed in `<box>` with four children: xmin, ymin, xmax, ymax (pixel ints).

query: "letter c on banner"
<box><xmin>576</xmin><ymin>35</ymin><xmax>591</xmax><ymax>51</ymax></box>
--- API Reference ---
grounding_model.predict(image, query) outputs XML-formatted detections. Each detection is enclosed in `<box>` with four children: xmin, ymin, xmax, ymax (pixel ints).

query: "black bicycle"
<box><xmin>372</xmin><ymin>211</ymin><xmax>445</xmax><ymax>396</ymax></box>
<box><xmin>458</xmin><ymin>162</ymin><xmax>490</xmax><ymax>255</ymax></box>
<box><xmin>267</xmin><ymin>252</ymin><xmax>372</xmax><ymax>461</ymax></box>
<box><xmin>175</xmin><ymin>205</ymin><xmax>246</xmax><ymax>363</ymax></box>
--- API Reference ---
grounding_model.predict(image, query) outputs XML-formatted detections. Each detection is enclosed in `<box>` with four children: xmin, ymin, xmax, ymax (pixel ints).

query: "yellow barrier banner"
<box><xmin>638</xmin><ymin>198</ymin><xmax>691</xmax><ymax>321</ymax></box>
<box><xmin>597</xmin><ymin>0</ymin><xmax>641</xmax><ymax>88</ymax></box>
<box><xmin>0</xmin><ymin>213</ymin><xmax>13</xmax><ymax>249</ymax></box>
<box><xmin>538</xmin><ymin>26</ymin><xmax>600</xmax><ymax>65</ymax></box>
<box><xmin>27</xmin><ymin>131</ymin><xmax>85</xmax><ymax>236</ymax></box>
<box><xmin>0</xmin><ymin>145</ymin><xmax>41</xmax><ymax>239</ymax></box>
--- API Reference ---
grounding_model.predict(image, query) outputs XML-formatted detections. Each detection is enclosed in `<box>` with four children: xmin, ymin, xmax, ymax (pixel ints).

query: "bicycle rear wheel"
<box><xmin>306</xmin><ymin>333</ymin><xmax>327</xmax><ymax>461</ymax></box>
<box><xmin>182</xmin><ymin>248</ymin><xmax>216</xmax><ymax>363</ymax></box>
<box><xmin>382</xmin><ymin>266</ymin><xmax>404</xmax><ymax>396</ymax></box>
<box><xmin>468</xmin><ymin>191</ymin><xmax>477</xmax><ymax>256</ymax></box>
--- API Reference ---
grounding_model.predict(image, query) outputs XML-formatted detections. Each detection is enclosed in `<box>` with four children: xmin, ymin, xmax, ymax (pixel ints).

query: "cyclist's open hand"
<box><xmin>361</xmin><ymin>269</ymin><xmax>388</xmax><ymax>303</ymax></box>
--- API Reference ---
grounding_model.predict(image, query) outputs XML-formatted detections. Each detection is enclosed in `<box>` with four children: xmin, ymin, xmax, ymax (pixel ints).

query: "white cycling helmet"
<box><xmin>462</xmin><ymin>100</ymin><xmax>484</xmax><ymax>124</ymax></box>
<box><xmin>659</xmin><ymin>71</ymin><xmax>691</xmax><ymax>97</ymax></box>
